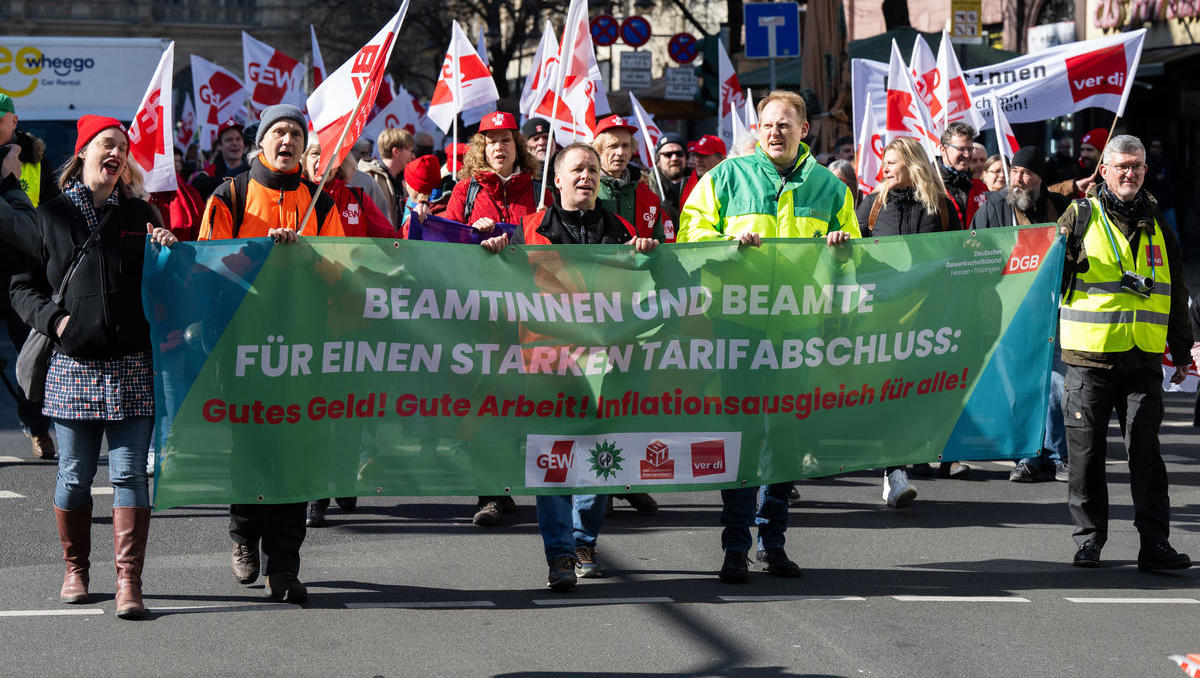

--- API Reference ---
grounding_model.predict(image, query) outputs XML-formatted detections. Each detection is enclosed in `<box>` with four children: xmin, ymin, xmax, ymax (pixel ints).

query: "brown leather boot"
<box><xmin>113</xmin><ymin>507</ymin><xmax>151</xmax><ymax>619</ymax></box>
<box><xmin>54</xmin><ymin>505</ymin><xmax>91</xmax><ymax>604</ymax></box>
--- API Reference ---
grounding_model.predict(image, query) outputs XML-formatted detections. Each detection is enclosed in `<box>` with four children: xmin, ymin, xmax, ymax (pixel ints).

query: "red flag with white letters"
<box><xmin>885</xmin><ymin>40</ymin><xmax>939</xmax><ymax>162</ymax></box>
<box><xmin>243</xmin><ymin>32</ymin><xmax>306</xmax><ymax>114</ymax></box>
<box><xmin>190</xmin><ymin>55</ymin><xmax>247</xmax><ymax>153</ymax></box>
<box><xmin>129</xmin><ymin>41</ymin><xmax>177</xmax><ymax>193</ymax></box>
<box><xmin>306</xmin><ymin>2</ymin><xmax>409</xmax><ymax>178</ymax></box>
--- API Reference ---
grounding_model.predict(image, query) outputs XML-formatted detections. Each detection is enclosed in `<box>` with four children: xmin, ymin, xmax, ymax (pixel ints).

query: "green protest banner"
<box><xmin>145</xmin><ymin>226</ymin><xmax>1062</xmax><ymax>509</ymax></box>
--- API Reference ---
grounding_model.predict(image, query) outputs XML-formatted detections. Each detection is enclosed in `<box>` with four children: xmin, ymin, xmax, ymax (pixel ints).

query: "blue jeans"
<box><xmin>720</xmin><ymin>482</ymin><xmax>793</xmax><ymax>554</ymax></box>
<box><xmin>53</xmin><ymin>417</ymin><xmax>153</xmax><ymax>510</ymax></box>
<box><xmin>536</xmin><ymin>494</ymin><xmax>607</xmax><ymax>565</ymax></box>
<box><xmin>1019</xmin><ymin>369</ymin><xmax>1067</xmax><ymax>470</ymax></box>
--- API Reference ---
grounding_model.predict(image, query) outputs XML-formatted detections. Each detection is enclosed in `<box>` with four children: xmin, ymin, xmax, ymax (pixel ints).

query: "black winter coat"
<box><xmin>970</xmin><ymin>188</ymin><xmax>1068</xmax><ymax>229</ymax></box>
<box><xmin>8</xmin><ymin>192</ymin><xmax>160</xmax><ymax>359</ymax></box>
<box><xmin>856</xmin><ymin>188</ymin><xmax>960</xmax><ymax>237</ymax></box>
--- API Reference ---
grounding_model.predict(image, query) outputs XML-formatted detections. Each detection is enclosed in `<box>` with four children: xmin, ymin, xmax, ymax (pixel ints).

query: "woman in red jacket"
<box><xmin>442</xmin><ymin>111</ymin><xmax>539</xmax><ymax>236</ymax></box>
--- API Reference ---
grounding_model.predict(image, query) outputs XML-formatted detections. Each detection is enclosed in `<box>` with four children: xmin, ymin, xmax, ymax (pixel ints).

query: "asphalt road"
<box><xmin>0</xmin><ymin>340</ymin><xmax>1197</xmax><ymax>678</ymax></box>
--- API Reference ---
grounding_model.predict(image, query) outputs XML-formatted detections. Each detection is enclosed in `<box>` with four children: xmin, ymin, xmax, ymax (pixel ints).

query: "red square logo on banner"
<box><xmin>691</xmin><ymin>440</ymin><xmax>726</xmax><ymax>477</ymax></box>
<box><xmin>1065</xmin><ymin>44</ymin><xmax>1127</xmax><ymax>103</ymax></box>
<box><xmin>641</xmin><ymin>441</ymin><xmax>674</xmax><ymax>480</ymax></box>
<box><xmin>537</xmin><ymin>440</ymin><xmax>575</xmax><ymax>483</ymax></box>
<box><xmin>1004</xmin><ymin>225</ymin><xmax>1056</xmax><ymax>275</ymax></box>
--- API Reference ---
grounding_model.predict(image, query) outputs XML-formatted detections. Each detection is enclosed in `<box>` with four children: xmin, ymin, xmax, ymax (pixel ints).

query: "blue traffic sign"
<box><xmin>591</xmin><ymin>15</ymin><xmax>619</xmax><ymax>47</ymax></box>
<box><xmin>621</xmin><ymin>15</ymin><xmax>652</xmax><ymax>48</ymax></box>
<box><xmin>744</xmin><ymin>2</ymin><xmax>801</xmax><ymax>59</ymax></box>
<box><xmin>667</xmin><ymin>32</ymin><xmax>699</xmax><ymax>64</ymax></box>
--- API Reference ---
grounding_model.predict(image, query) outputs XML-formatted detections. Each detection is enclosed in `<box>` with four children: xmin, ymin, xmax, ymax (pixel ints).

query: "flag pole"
<box><xmin>988</xmin><ymin>95</ymin><xmax>1013</xmax><ymax>228</ymax></box>
<box><xmin>452</xmin><ymin>26</ymin><xmax>462</xmax><ymax>179</ymax></box>
<box><xmin>540</xmin><ymin>23</ymin><xmax>571</xmax><ymax>210</ymax></box>
<box><xmin>298</xmin><ymin>77</ymin><xmax>374</xmax><ymax>235</ymax></box>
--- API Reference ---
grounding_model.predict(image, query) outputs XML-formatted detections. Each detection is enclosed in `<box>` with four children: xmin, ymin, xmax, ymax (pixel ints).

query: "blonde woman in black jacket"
<box><xmin>856</xmin><ymin>137</ymin><xmax>960</xmax><ymax>237</ymax></box>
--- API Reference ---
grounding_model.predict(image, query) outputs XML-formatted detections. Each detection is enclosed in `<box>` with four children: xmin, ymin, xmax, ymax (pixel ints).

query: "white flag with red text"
<box><xmin>307</xmin><ymin>2</ymin><xmax>409</xmax><ymax>177</ymax></box>
<box><xmin>311</xmin><ymin>25</ymin><xmax>326</xmax><ymax>88</ymax></box>
<box><xmin>462</xmin><ymin>26</ymin><xmax>495</xmax><ymax>127</ymax></box>
<box><xmin>520</xmin><ymin>21</ymin><xmax>559</xmax><ymax>119</ymax></box>
<box><xmin>175</xmin><ymin>94</ymin><xmax>196</xmax><ymax>152</ymax></box>
<box><xmin>628</xmin><ymin>92</ymin><xmax>661</xmax><ymax>168</ymax></box>
<box><xmin>885</xmin><ymin>40</ymin><xmax>939</xmax><ymax>161</ymax></box>
<box><xmin>745</xmin><ymin>89</ymin><xmax>759</xmax><ymax>138</ymax></box>
<box><xmin>426</xmin><ymin>21</ymin><xmax>500</xmax><ymax>133</ymax></box>
<box><xmin>129</xmin><ymin>41</ymin><xmax>176</xmax><ymax>193</ymax></box>
<box><xmin>909</xmin><ymin>36</ymin><xmax>943</xmax><ymax>135</ymax></box>
<box><xmin>242</xmin><ymin>32</ymin><xmax>305</xmax><ymax>113</ymax></box>
<box><xmin>190</xmin><ymin>55</ymin><xmax>247</xmax><ymax>153</ymax></box>
<box><xmin>533</xmin><ymin>0</ymin><xmax>606</xmax><ymax>144</ymax></box>
<box><xmin>717</xmin><ymin>38</ymin><xmax>745</xmax><ymax>152</ymax></box>
<box><xmin>857</xmin><ymin>93</ymin><xmax>885</xmax><ymax>195</ymax></box>
<box><xmin>936</xmin><ymin>30</ymin><xmax>985</xmax><ymax>133</ymax></box>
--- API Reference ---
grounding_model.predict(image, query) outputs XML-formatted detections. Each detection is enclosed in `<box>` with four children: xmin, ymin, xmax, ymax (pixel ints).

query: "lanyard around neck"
<box><xmin>1096</xmin><ymin>203</ymin><xmax>1155</xmax><ymax>282</ymax></box>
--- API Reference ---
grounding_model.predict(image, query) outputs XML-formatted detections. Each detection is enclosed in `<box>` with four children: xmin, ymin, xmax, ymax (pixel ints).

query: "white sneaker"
<box><xmin>883</xmin><ymin>469</ymin><xmax>917</xmax><ymax>508</ymax></box>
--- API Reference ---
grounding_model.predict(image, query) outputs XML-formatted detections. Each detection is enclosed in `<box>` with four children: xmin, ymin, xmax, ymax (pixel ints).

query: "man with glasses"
<box><xmin>938</xmin><ymin>122</ymin><xmax>986</xmax><ymax>228</ymax></box>
<box><xmin>1057</xmin><ymin>134</ymin><xmax>1192</xmax><ymax>571</ymax></box>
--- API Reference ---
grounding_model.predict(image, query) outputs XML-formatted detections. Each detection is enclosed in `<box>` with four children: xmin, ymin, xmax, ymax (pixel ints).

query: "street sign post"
<box><xmin>619</xmin><ymin>50</ymin><xmax>652</xmax><ymax>90</ymax></box>
<box><xmin>665</xmin><ymin>66</ymin><xmax>698</xmax><ymax>100</ymax></box>
<box><xmin>744</xmin><ymin>2</ymin><xmax>801</xmax><ymax>90</ymax></box>
<box><xmin>620</xmin><ymin>16</ymin><xmax>652</xmax><ymax>48</ymax></box>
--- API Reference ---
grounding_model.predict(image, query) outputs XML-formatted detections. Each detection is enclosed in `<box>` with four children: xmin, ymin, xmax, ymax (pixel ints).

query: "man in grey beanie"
<box><xmin>971</xmin><ymin>146</ymin><xmax>1068</xmax><ymax>229</ymax></box>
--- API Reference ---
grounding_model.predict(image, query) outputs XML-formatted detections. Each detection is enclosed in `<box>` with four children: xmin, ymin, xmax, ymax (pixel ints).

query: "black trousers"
<box><xmin>229</xmin><ymin>502</ymin><xmax>307</xmax><ymax>576</ymax></box>
<box><xmin>1063</xmin><ymin>364</ymin><xmax>1171</xmax><ymax>548</ymax></box>
<box><xmin>3</xmin><ymin>306</ymin><xmax>51</xmax><ymax>435</ymax></box>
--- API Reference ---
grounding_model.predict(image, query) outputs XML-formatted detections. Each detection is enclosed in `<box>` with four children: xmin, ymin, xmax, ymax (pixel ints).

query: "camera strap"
<box><xmin>1096</xmin><ymin>204</ymin><xmax>1155</xmax><ymax>284</ymax></box>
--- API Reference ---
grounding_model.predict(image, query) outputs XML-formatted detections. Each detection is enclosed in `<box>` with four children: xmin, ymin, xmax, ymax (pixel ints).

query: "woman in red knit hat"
<box><xmin>2</xmin><ymin>115</ymin><xmax>177</xmax><ymax>619</ymax></box>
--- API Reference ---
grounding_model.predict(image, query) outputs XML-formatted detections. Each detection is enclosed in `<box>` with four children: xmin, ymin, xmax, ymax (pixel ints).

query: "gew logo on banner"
<box><xmin>537</xmin><ymin>440</ymin><xmax>575</xmax><ymax>483</ymax></box>
<box><xmin>1066</xmin><ymin>44</ymin><xmax>1126</xmax><ymax>103</ymax></box>
<box><xmin>1004</xmin><ymin>226</ymin><xmax>1057</xmax><ymax>275</ymax></box>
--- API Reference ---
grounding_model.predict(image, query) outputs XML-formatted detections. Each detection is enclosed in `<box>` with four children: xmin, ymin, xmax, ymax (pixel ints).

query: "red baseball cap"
<box><xmin>217</xmin><ymin>118</ymin><xmax>244</xmax><ymax>139</ymax></box>
<box><xmin>74</xmin><ymin>115</ymin><xmax>128</xmax><ymax>154</ymax></box>
<box><xmin>691</xmin><ymin>135</ymin><xmax>727</xmax><ymax>156</ymax></box>
<box><xmin>594</xmin><ymin>115</ymin><xmax>637</xmax><ymax>136</ymax></box>
<box><xmin>405</xmin><ymin>154</ymin><xmax>442</xmax><ymax>195</ymax></box>
<box><xmin>1080</xmin><ymin>128</ymin><xmax>1108</xmax><ymax>151</ymax></box>
<box><xmin>478</xmin><ymin>111</ymin><xmax>518</xmax><ymax>133</ymax></box>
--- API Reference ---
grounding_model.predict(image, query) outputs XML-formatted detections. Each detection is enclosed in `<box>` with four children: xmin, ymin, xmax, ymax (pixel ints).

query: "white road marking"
<box><xmin>91</xmin><ymin>487</ymin><xmax>113</xmax><ymax>496</ymax></box>
<box><xmin>0</xmin><ymin>608</ymin><xmax>104</xmax><ymax>617</ymax></box>
<box><xmin>0</xmin><ymin>490</ymin><xmax>24</xmax><ymax>499</ymax></box>
<box><xmin>344</xmin><ymin>601</ymin><xmax>496</xmax><ymax>609</ymax></box>
<box><xmin>533</xmin><ymin>597</ymin><xmax>673</xmax><ymax>606</ymax></box>
<box><xmin>1065</xmin><ymin>597</ymin><xmax>1199</xmax><ymax>604</ymax></box>
<box><xmin>891</xmin><ymin>595</ymin><xmax>1030</xmax><ymax>603</ymax></box>
<box><xmin>0</xmin><ymin>456</ymin><xmax>24</xmax><ymax>463</ymax></box>
<box><xmin>152</xmin><ymin>604</ymin><xmax>286</xmax><ymax>614</ymax></box>
<box><xmin>720</xmin><ymin>595</ymin><xmax>866</xmax><ymax>602</ymax></box>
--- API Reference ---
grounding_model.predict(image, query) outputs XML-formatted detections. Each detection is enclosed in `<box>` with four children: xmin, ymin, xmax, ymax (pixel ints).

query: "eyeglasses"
<box><xmin>1108</xmin><ymin>162</ymin><xmax>1146</xmax><ymax>175</ymax></box>
<box><xmin>659</xmin><ymin>150</ymin><xmax>684</xmax><ymax>158</ymax></box>
<box><xmin>945</xmin><ymin>144</ymin><xmax>972</xmax><ymax>153</ymax></box>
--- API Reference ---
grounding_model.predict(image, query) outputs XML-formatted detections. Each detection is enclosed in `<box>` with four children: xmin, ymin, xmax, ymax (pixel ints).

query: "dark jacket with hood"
<box><xmin>971</xmin><ymin>187</ymin><xmax>1068</xmax><ymax>229</ymax></box>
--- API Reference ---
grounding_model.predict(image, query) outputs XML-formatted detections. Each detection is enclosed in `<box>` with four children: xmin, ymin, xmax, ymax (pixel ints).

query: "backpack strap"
<box><xmin>867</xmin><ymin>193</ymin><xmax>885</xmax><ymax>234</ymax></box>
<box><xmin>463</xmin><ymin>178</ymin><xmax>480</xmax><ymax>221</ymax></box>
<box><xmin>1063</xmin><ymin>198</ymin><xmax>1093</xmax><ymax>300</ymax></box>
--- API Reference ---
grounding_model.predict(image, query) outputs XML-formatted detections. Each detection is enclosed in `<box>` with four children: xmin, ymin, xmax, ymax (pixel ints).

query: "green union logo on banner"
<box><xmin>143</xmin><ymin>228</ymin><xmax>1063</xmax><ymax>510</ymax></box>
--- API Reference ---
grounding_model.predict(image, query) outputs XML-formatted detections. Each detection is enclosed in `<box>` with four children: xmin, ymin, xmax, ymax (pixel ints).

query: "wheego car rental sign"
<box><xmin>0</xmin><ymin>37</ymin><xmax>169</xmax><ymax>120</ymax></box>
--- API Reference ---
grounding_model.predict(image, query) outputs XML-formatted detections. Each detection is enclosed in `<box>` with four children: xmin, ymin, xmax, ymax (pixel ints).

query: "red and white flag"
<box><xmin>990</xmin><ymin>94</ymin><xmax>1020</xmax><ymax>160</ymax></box>
<box><xmin>426</xmin><ymin>20</ymin><xmax>500</xmax><ymax>133</ymax></box>
<box><xmin>936</xmin><ymin>30</ymin><xmax>985</xmax><ymax>133</ymax></box>
<box><xmin>856</xmin><ymin>92</ymin><xmax>886</xmax><ymax>195</ymax></box>
<box><xmin>520</xmin><ymin>21</ymin><xmax>559</xmax><ymax>119</ymax></box>
<box><xmin>909</xmin><ymin>36</ymin><xmax>943</xmax><ymax>133</ymax></box>
<box><xmin>628</xmin><ymin>92</ymin><xmax>662</xmax><ymax>169</ymax></box>
<box><xmin>307</xmin><ymin>2</ymin><xmax>409</xmax><ymax>178</ymax></box>
<box><xmin>462</xmin><ymin>26</ymin><xmax>496</xmax><ymax>127</ymax></box>
<box><xmin>716</xmin><ymin>38</ymin><xmax>745</xmax><ymax>152</ymax></box>
<box><xmin>885</xmin><ymin>40</ymin><xmax>938</xmax><ymax>161</ymax></box>
<box><xmin>310</xmin><ymin>25</ymin><xmax>326</xmax><ymax>89</ymax></box>
<box><xmin>1172</xmin><ymin>654</ymin><xmax>1200</xmax><ymax>678</ymax></box>
<box><xmin>129</xmin><ymin>41</ymin><xmax>176</xmax><ymax>193</ymax></box>
<box><xmin>745</xmin><ymin>89</ymin><xmax>759</xmax><ymax>138</ymax></box>
<box><xmin>175</xmin><ymin>94</ymin><xmax>196</xmax><ymax>152</ymax></box>
<box><xmin>533</xmin><ymin>0</ymin><xmax>606</xmax><ymax>144</ymax></box>
<box><xmin>190</xmin><ymin>55</ymin><xmax>247</xmax><ymax>153</ymax></box>
<box><xmin>364</xmin><ymin>75</ymin><xmax>421</xmax><ymax>142</ymax></box>
<box><xmin>242</xmin><ymin>32</ymin><xmax>305</xmax><ymax>113</ymax></box>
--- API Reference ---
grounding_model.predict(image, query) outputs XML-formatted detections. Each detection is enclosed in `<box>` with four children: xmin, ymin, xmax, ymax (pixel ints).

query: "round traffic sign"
<box><xmin>667</xmin><ymin>32</ymin><xmax>699</xmax><ymax>64</ymax></box>
<box><xmin>590</xmin><ymin>15</ymin><xmax>619</xmax><ymax>47</ymax></box>
<box><xmin>620</xmin><ymin>15</ymin><xmax>652</xmax><ymax>48</ymax></box>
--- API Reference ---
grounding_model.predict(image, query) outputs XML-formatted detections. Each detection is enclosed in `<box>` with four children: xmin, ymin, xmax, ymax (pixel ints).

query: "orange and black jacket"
<box><xmin>517</xmin><ymin>204</ymin><xmax>636</xmax><ymax>245</ymax></box>
<box><xmin>197</xmin><ymin>155</ymin><xmax>344</xmax><ymax>240</ymax></box>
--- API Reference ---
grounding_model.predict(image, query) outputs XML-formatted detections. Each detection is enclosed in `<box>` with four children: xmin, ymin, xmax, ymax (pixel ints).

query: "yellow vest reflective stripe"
<box><xmin>1059</xmin><ymin>197</ymin><xmax>1171</xmax><ymax>353</ymax></box>
<box><xmin>18</xmin><ymin>161</ymin><xmax>40</xmax><ymax>207</ymax></box>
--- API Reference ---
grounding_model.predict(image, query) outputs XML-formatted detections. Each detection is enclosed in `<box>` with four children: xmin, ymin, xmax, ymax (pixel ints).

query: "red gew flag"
<box><xmin>306</xmin><ymin>2</ymin><xmax>409</xmax><ymax>178</ymax></box>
